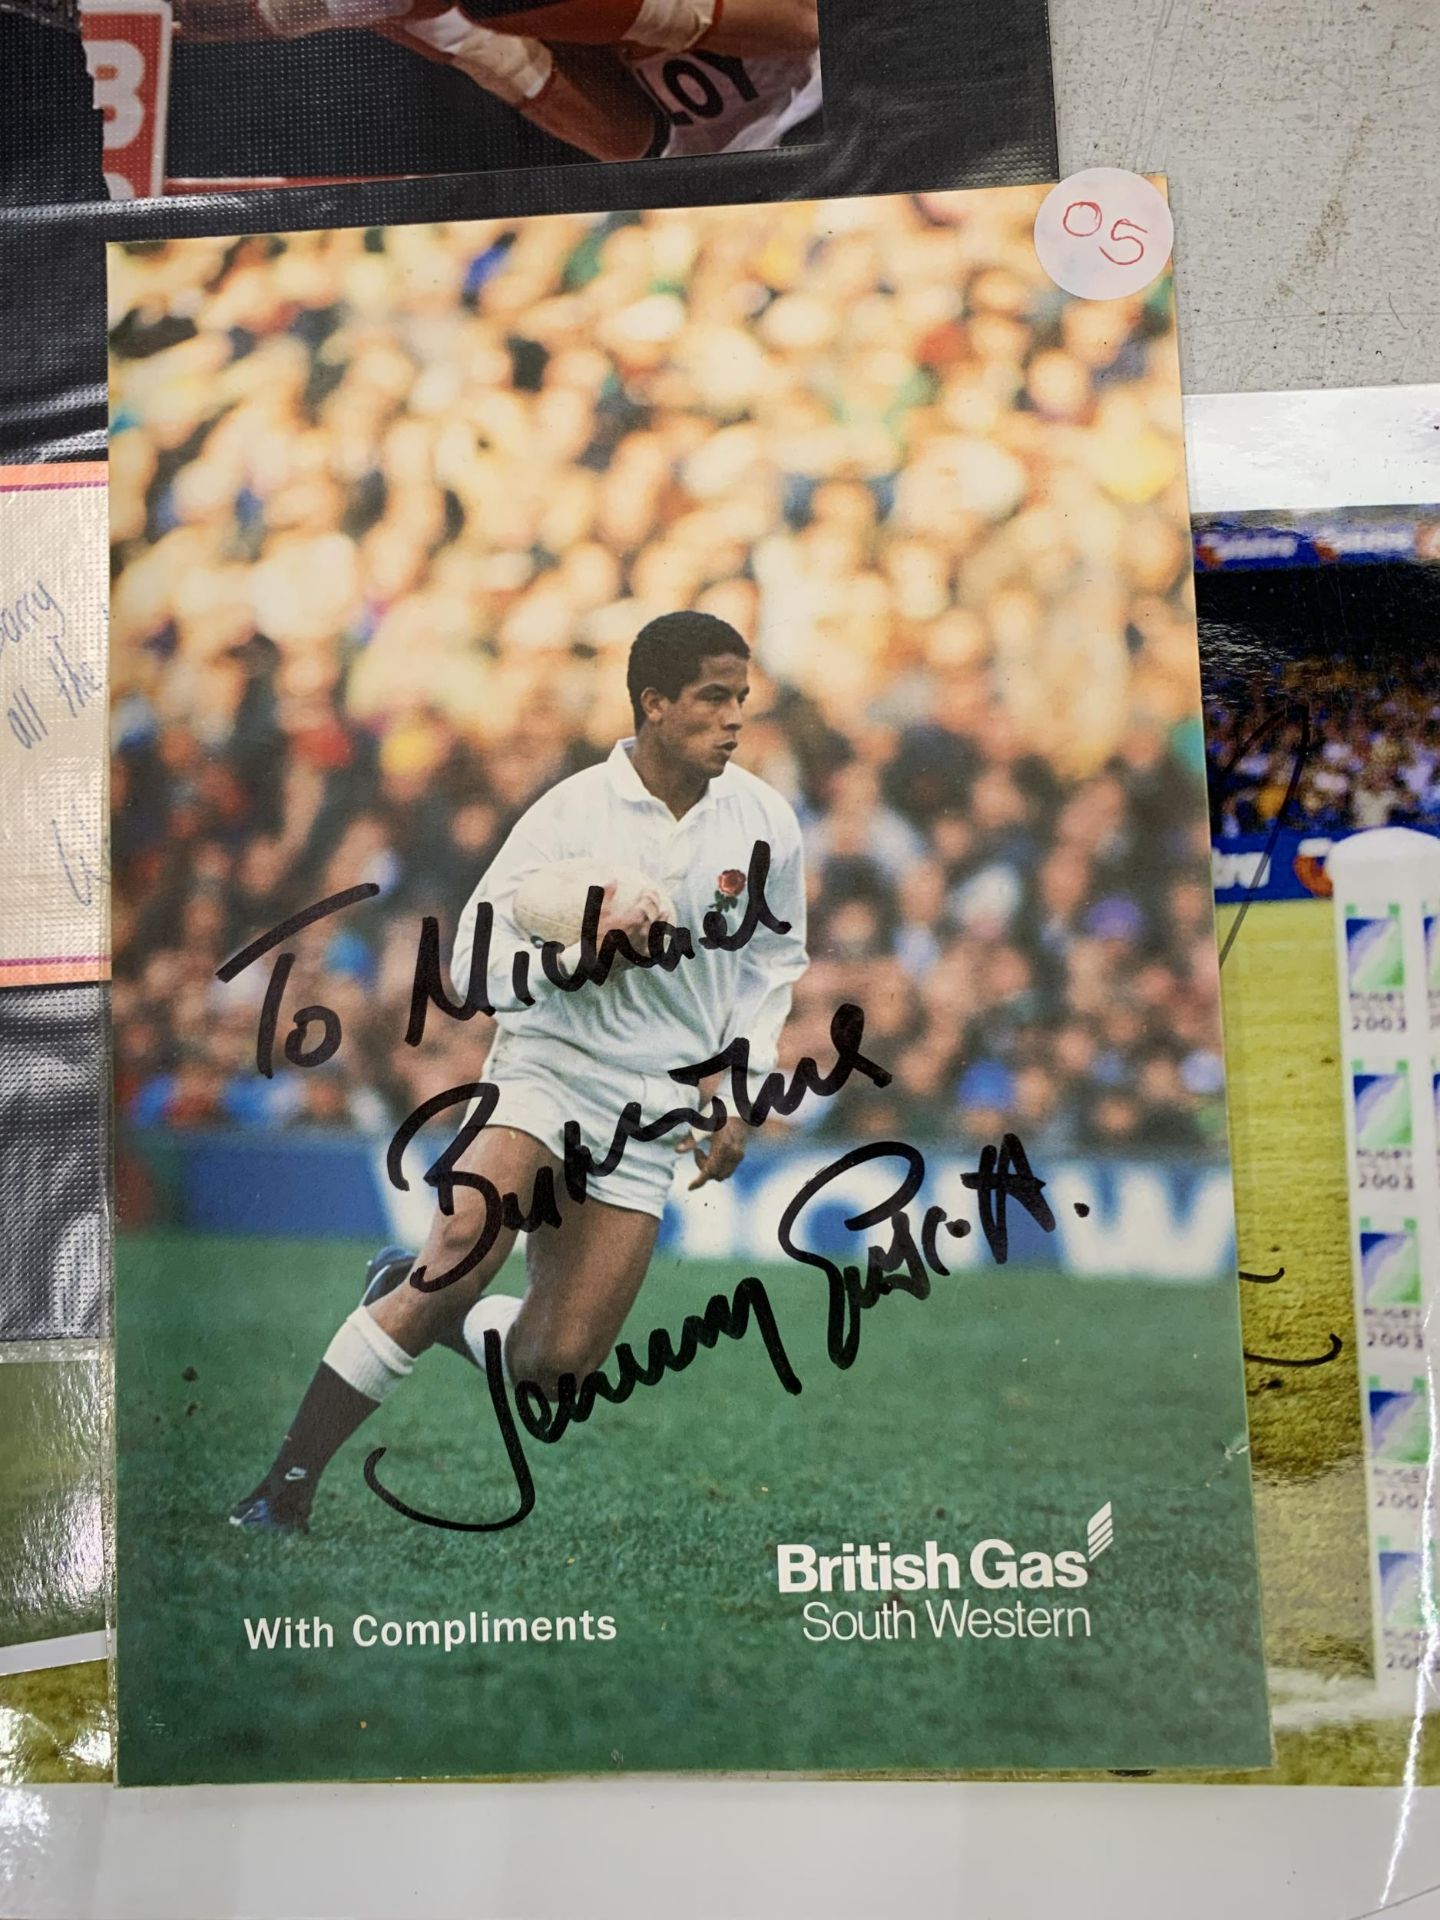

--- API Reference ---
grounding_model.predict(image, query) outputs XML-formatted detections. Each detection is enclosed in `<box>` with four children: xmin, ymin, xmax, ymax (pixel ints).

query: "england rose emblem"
<box><xmin>713</xmin><ymin>867</ymin><xmax>746</xmax><ymax>912</ymax></box>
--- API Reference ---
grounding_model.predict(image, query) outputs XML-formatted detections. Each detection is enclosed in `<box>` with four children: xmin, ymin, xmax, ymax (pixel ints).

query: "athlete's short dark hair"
<box><xmin>627</xmin><ymin>611</ymin><xmax>750</xmax><ymax>732</ymax></box>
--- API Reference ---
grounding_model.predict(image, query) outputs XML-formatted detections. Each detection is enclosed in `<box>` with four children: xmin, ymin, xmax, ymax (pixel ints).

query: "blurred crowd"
<box><xmin>109</xmin><ymin>195</ymin><xmax>1226</xmax><ymax>1157</ymax></box>
<box><xmin>1206</xmin><ymin>650</ymin><xmax>1440</xmax><ymax>839</ymax></box>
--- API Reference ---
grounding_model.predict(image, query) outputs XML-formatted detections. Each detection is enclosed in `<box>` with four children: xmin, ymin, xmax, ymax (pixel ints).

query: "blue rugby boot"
<box><xmin>361</xmin><ymin>1243</ymin><xmax>471</xmax><ymax>1358</ymax></box>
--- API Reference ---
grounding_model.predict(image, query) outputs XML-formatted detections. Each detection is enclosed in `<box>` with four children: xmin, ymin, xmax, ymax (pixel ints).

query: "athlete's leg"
<box><xmin>502</xmin><ymin>1194</ymin><xmax>661</xmax><ymax>1398</ymax></box>
<box><xmin>367</xmin><ymin>1125</ymin><xmax>556</xmax><ymax>1352</ymax></box>
<box><xmin>230</xmin><ymin>1124</ymin><xmax>558</xmax><ymax>1530</ymax></box>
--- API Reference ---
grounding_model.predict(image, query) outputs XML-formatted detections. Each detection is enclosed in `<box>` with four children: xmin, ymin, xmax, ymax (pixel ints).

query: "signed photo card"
<box><xmin>1195</xmin><ymin>496</ymin><xmax>1440</xmax><ymax>1783</ymax></box>
<box><xmin>106</xmin><ymin>186</ymin><xmax>1270</xmax><ymax>1783</ymax></box>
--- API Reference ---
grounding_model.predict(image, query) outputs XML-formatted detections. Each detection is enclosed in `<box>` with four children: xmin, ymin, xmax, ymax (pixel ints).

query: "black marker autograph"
<box><xmin>215</xmin><ymin>838</ymin><xmax>786</xmax><ymax>1077</ymax></box>
<box><xmin>405</xmin><ymin>836</ymin><xmax>786</xmax><ymax>1042</ymax></box>
<box><xmin>1209</xmin><ymin>699</ymin><xmax>1343</xmax><ymax>1372</ymax></box>
<box><xmin>362</xmin><ymin>1132</ymin><xmax>1060</xmax><ymax>1533</ymax></box>
<box><xmin>1239</xmin><ymin>1265</ymin><xmax>1343</xmax><ymax>1370</ymax></box>
<box><xmin>212</xmin><ymin>855</ymin><xmax>1163</xmax><ymax>1535</ymax></box>
<box><xmin>385</xmin><ymin>1002</ymin><xmax>891</xmax><ymax>1293</ymax></box>
<box><xmin>215</xmin><ymin>881</ymin><xmax>381</xmax><ymax>1078</ymax></box>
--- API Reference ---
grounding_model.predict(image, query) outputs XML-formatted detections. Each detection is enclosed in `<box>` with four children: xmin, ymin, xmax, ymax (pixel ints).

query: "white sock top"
<box><xmin>324</xmin><ymin>1306</ymin><xmax>416</xmax><ymax>1404</ymax></box>
<box><xmin>461</xmin><ymin>1293</ymin><xmax>523</xmax><ymax>1379</ymax></box>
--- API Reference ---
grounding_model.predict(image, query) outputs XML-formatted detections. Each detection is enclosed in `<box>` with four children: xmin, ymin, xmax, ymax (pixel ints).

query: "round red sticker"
<box><xmin>1033</xmin><ymin>169</ymin><xmax>1174</xmax><ymax>301</ymax></box>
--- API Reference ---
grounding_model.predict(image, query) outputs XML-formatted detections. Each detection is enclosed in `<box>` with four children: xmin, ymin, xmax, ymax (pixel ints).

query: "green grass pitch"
<box><xmin>115</xmin><ymin>1226</ymin><xmax>1269</xmax><ymax>1783</ymax></box>
<box><xmin>1215</xmin><ymin>895</ymin><xmax>1373</xmax><ymax>1691</ymax></box>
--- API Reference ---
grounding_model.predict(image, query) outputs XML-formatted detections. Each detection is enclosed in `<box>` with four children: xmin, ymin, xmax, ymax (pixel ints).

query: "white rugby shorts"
<box><xmin>478</xmin><ymin>1028</ymin><xmax>692</xmax><ymax>1219</ymax></box>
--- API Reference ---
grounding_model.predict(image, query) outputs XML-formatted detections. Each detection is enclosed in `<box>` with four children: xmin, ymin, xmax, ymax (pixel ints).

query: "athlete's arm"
<box><xmin>685</xmin><ymin>0</ymin><xmax>817</xmax><ymax>56</ymax></box>
<box><xmin>172</xmin><ymin>0</ymin><xmax>404</xmax><ymax>38</ymax></box>
<box><xmin>172</xmin><ymin>0</ymin><xmax>659</xmax><ymax>161</ymax></box>
<box><xmin>178</xmin><ymin>0</ymin><xmax>817</xmax><ymax>54</ymax></box>
<box><xmin>453</xmin><ymin>0</ymin><xmax>817</xmax><ymax>53</ymax></box>
<box><xmin>541</xmin><ymin>47</ymin><xmax>664</xmax><ymax>159</ymax></box>
<box><xmin>382</xmin><ymin>20</ymin><xmax>660</xmax><ymax>160</ymax></box>
<box><xmin>450</xmin><ymin>812</ymin><xmax>656</xmax><ymax>1014</ymax></box>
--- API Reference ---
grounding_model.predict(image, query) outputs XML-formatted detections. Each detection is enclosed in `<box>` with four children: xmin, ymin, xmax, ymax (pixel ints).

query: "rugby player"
<box><xmin>231</xmin><ymin>612</ymin><xmax>809</xmax><ymax>1533</ymax></box>
<box><xmin>178</xmin><ymin>0</ymin><xmax>820</xmax><ymax>161</ymax></box>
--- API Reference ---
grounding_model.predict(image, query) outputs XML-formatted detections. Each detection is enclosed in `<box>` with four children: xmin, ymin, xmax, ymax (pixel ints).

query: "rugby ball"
<box><xmin>513</xmin><ymin>861</ymin><xmax>677</xmax><ymax>947</ymax></box>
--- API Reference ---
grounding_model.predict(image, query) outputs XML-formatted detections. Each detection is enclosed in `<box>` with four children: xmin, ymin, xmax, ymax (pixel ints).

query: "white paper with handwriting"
<box><xmin>0</xmin><ymin>465</ymin><xmax>109</xmax><ymax>986</ymax></box>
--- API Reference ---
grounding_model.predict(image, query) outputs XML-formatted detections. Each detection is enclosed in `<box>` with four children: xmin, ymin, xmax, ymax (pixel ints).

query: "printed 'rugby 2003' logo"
<box><xmin>1352</xmin><ymin>1067</ymin><xmax>1413</xmax><ymax>1153</ymax></box>
<box><xmin>1367</xmin><ymin>1380</ymin><xmax>1431</xmax><ymax>1467</ymax></box>
<box><xmin>1425</xmin><ymin>912</ymin><xmax>1440</xmax><ymax>1028</ymax></box>
<box><xmin>1347</xmin><ymin>908</ymin><xmax>1405</xmax><ymax>995</ymax></box>
<box><xmin>1346</xmin><ymin>907</ymin><xmax>1409</xmax><ymax>1039</ymax></box>
<box><xmin>1360</xmin><ymin>1222</ymin><xmax>1421</xmax><ymax>1309</ymax></box>
<box><xmin>1378</xmin><ymin>1543</ymin><xmax>1435</xmax><ymax>1640</ymax></box>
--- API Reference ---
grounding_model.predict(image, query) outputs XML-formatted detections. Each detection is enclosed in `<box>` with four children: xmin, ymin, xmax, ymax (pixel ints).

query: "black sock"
<box><xmin>266</xmin><ymin>1364</ymin><xmax>379</xmax><ymax>1489</ymax></box>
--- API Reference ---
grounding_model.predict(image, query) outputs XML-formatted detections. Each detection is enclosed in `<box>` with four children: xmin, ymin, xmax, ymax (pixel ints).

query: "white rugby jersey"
<box><xmin>624</xmin><ymin>45</ymin><xmax>821</xmax><ymax>156</ymax></box>
<box><xmin>451</xmin><ymin>739</ymin><xmax>809</xmax><ymax>1079</ymax></box>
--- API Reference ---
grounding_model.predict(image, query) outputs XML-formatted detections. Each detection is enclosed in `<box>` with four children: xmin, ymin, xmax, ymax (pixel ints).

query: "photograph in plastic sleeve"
<box><xmin>82</xmin><ymin>0</ymin><xmax>827</xmax><ymax>198</ymax></box>
<box><xmin>106</xmin><ymin>187</ymin><xmax>1270</xmax><ymax>1785</ymax></box>
<box><xmin>1193</xmin><ymin>495</ymin><xmax>1440</xmax><ymax>1782</ymax></box>
<box><xmin>0</xmin><ymin>461</ymin><xmax>111</xmax><ymax>1343</ymax></box>
<box><xmin>0</xmin><ymin>1352</ymin><xmax>110</xmax><ymax>1783</ymax></box>
<box><xmin>0</xmin><ymin>463</ymin><xmax>110</xmax><ymax>1001</ymax></box>
<box><xmin>2</xmin><ymin>0</ymin><xmax>1054</xmax><ymax>205</ymax></box>
<box><xmin>0</xmin><ymin>990</ymin><xmax>110</xmax><ymax>1344</ymax></box>
<box><xmin>0</xmin><ymin>336</ymin><xmax>116</xmax><ymax>1779</ymax></box>
<box><xmin>0</xmin><ymin>991</ymin><xmax>110</xmax><ymax>1778</ymax></box>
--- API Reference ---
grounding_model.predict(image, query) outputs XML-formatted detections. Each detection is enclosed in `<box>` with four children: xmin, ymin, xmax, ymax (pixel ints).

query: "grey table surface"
<box><xmin>1048</xmin><ymin>0</ymin><xmax>1438</xmax><ymax>393</ymax></box>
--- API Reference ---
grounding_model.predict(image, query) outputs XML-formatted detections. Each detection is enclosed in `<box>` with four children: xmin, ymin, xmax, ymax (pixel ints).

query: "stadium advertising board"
<box><xmin>127</xmin><ymin>1130</ymin><xmax>1240</xmax><ymax>1280</ymax></box>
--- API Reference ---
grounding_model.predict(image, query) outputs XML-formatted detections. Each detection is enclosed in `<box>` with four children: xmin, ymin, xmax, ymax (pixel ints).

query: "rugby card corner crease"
<box><xmin>106</xmin><ymin>185</ymin><xmax>1271</xmax><ymax>1784</ymax></box>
